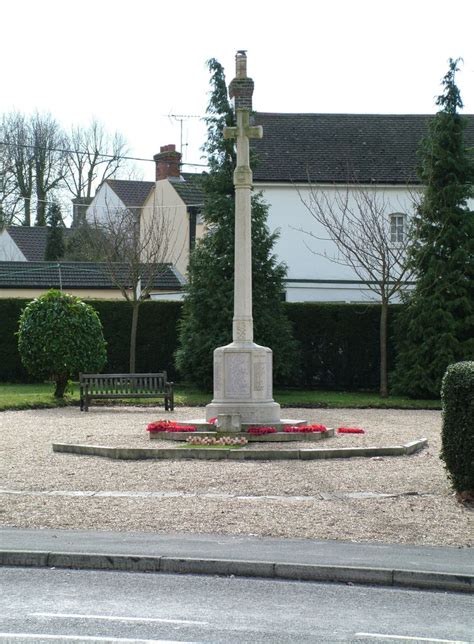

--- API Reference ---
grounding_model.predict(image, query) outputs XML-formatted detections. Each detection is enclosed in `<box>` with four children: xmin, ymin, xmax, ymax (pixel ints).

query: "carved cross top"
<box><xmin>223</xmin><ymin>111</ymin><xmax>262</xmax><ymax>143</ymax></box>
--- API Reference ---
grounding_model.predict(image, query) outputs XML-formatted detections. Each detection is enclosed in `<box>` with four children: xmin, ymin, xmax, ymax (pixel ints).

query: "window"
<box><xmin>390</xmin><ymin>214</ymin><xmax>405</xmax><ymax>243</ymax></box>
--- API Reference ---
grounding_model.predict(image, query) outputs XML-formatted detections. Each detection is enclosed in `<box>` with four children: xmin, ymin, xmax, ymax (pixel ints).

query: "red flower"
<box><xmin>146</xmin><ymin>420</ymin><xmax>172</xmax><ymax>432</ymax></box>
<box><xmin>284</xmin><ymin>424</ymin><xmax>327</xmax><ymax>433</ymax></box>
<box><xmin>337</xmin><ymin>427</ymin><xmax>365</xmax><ymax>434</ymax></box>
<box><xmin>247</xmin><ymin>426</ymin><xmax>277</xmax><ymax>436</ymax></box>
<box><xmin>146</xmin><ymin>420</ymin><xmax>196</xmax><ymax>433</ymax></box>
<box><xmin>208</xmin><ymin>417</ymin><xmax>217</xmax><ymax>425</ymax></box>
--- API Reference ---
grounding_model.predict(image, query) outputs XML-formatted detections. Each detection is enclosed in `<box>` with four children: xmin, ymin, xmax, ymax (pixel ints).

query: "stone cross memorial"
<box><xmin>206</xmin><ymin>51</ymin><xmax>281</xmax><ymax>429</ymax></box>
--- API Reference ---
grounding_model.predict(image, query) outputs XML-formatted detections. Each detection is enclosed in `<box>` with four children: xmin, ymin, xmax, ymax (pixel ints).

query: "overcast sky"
<box><xmin>2</xmin><ymin>0</ymin><xmax>473</xmax><ymax>178</ymax></box>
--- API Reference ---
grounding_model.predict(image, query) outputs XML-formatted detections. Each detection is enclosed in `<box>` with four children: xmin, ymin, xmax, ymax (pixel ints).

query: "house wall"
<box><xmin>141</xmin><ymin>181</ymin><xmax>190</xmax><ymax>277</ymax></box>
<box><xmin>255</xmin><ymin>182</ymin><xmax>418</xmax><ymax>303</ymax></box>
<box><xmin>85</xmin><ymin>183</ymin><xmax>126</xmax><ymax>224</ymax></box>
<box><xmin>0</xmin><ymin>231</ymin><xmax>27</xmax><ymax>261</ymax></box>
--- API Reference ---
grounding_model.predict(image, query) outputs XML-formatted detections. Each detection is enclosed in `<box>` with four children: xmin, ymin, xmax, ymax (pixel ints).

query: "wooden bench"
<box><xmin>79</xmin><ymin>373</ymin><xmax>174</xmax><ymax>412</ymax></box>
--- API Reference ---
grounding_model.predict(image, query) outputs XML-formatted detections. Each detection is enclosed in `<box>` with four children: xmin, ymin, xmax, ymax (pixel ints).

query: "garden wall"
<box><xmin>0</xmin><ymin>298</ymin><xmax>399</xmax><ymax>390</ymax></box>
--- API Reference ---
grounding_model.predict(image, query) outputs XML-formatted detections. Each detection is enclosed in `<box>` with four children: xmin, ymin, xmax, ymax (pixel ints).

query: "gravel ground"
<box><xmin>1</xmin><ymin>405</ymin><xmax>472</xmax><ymax>547</ymax></box>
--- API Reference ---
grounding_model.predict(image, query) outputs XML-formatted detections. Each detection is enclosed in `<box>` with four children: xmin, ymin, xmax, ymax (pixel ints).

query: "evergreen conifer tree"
<box><xmin>175</xmin><ymin>59</ymin><xmax>298</xmax><ymax>389</ymax></box>
<box><xmin>393</xmin><ymin>59</ymin><xmax>474</xmax><ymax>398</ymax></box>
<box><xmin>45</xmin><ymin>201</ymin><xmax>65</xmax><ymax>261</ymax></box>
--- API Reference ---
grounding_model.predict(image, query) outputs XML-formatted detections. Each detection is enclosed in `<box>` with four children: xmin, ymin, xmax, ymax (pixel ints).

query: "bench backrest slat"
<box><xmin>80</xmin><ymin>372</ymin><xmax>168</xmax><ymax>395</ymax></box>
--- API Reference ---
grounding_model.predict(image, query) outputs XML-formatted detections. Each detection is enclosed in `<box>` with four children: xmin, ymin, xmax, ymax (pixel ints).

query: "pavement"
<box><xmin>1</xmin><ymin>527</ymin><xmax>472</xmax><ymax>594</ymax></box>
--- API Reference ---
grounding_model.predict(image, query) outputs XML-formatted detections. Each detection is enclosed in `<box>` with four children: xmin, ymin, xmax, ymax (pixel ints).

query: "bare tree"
<box><xmin>297</xmin><ymin>184</ymin><xmax>413</xmax><ymax>397</ymax></box>
<box><xmin>64</xmin><ymin>119</ymin><xmax>129</xmax><ymax>203</ymax></box>
<box><xmin>1</xmin><ymin>112</ymin><xmax>35</xmax><ymax>225</ymax></box>
<box><xmin>32</xmin><ymin>112</ymin><xmax>68</xmax><ymax>226</ymax></box>
<box><xmin>0</xmin><ymin>139</ymin><xmax>23</xmax><ymax>226</ymax></box>
<box><xmin>87</xmin><ymin>196</ymin><xmax>179</xmax><ymax>372</ymax></box>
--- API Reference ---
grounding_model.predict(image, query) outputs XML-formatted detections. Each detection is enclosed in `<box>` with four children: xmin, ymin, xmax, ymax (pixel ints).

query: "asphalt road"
<box><xmin>1</xmin><ymin>567</ymin><xmax>473</xmax><ymax>643</ymax></box>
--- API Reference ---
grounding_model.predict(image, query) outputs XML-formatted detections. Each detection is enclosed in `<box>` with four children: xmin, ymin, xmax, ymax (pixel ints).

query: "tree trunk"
<box><xmin>379</xmin><ymin>298</ymin><xmax>389</xmax><ymax>398</ymax></box>
<box><xmin>129</xmin><ymin>302</ymin><xmax>140</xmax><ymax>373</ymax></box>
<box><xmin>23</xmin><ymin>197</ymin><xmax>31</xmax><ymax>226</ymax></box>
<box><xmin>36</xmin><ymin>189</ymin><xmax>46</xmax><ymax>226</ymax></box>
<box><xmin>54</xmin><ymin>375</ymin><xmax>68</xmax><ymax>398</ymax></box>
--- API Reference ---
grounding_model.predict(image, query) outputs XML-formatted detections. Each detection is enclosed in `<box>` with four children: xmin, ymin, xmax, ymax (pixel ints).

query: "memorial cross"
<box><xmin>223</xmin><ymin>62</ymin><xmax>262</xmax><ymax>344</ymax></box>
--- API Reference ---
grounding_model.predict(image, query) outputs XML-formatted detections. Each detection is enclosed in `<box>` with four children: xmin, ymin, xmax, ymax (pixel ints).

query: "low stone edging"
<box><xmin>152</xmin><ymin>429</ymin><xmax>334</xmax><ymax>442</ymax></box>
<box><xmin>0</xmin><ymin>549</ymin><xmax>470</xmax><ymax>593</ymax></box>
<box><xmin>52</xmin><ymin>439</ymin><xmax>428</xmax><ymax>461</ymax></box>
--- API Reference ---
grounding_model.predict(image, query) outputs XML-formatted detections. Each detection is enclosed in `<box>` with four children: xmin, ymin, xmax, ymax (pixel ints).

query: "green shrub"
<box><xmin>17</xmin><ymin>290</ymin><xmax>107</xmax><ymax>397</ymax></box>
<box><xmin>440</xmin><ymin>361</ymin><xmax>474</xmax><ymax>494</ymax></box>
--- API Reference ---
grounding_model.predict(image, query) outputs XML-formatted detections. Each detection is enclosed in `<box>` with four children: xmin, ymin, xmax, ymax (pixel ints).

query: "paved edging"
<box><xmin>153</xmin><ymin>428</ymin><xmax>334</xmax><ymax>442</ymax></box>
<box><xmin>0</xmin><ymin>549</ymin><xmax>471</xmax><ymax>593</ymax></box>
<box><xmin>52</xmin><ymin>439</ymin><xmax>428</xmax><ymax>460</ymax></box>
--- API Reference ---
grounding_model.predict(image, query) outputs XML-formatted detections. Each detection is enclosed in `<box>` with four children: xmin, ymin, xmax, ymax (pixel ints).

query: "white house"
<box><xmin>251</xmin><ymin>112</ymin><xmax>474</xmax><ymax>303</ymax></box>
<box><xmin>86</xmin><ymin>145</ymin><xmax>205</xmax><ymax>296</ymax></box>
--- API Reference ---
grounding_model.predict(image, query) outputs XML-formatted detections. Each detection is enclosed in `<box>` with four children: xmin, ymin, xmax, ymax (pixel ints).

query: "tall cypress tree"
<box><xmin>175</xmin><ymin>59</ymin><xmax>298</xmax><ymax>390</ymax></box>
<box><xmin>45</xmin><ymin>201</ymin><xmax>65</xmax><ymax>261</ymax></box>
<box><xmin>393</xmin><ymin>59</ymin><xmax>474</xmax><ymax>398</ymax></box>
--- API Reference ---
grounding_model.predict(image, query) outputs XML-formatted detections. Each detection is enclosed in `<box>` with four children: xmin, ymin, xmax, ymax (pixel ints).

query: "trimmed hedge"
<box><xmin>440</xmin><ymin>361</ymin><xmax>474</xmax><ymax>494</ymax></box>
<box><xmin>90</xmin><ymin>300</ymin><xmax>182</xmax><ymax>379</ymax></box>
<box><xmin>0</xmin><ymin>299</ymin><xmax>182</xmax><ymax>382</ymax></box>
<box><xmin>285</xmin><ymin>303</ymin><xmax>399</xmax><ymax>390</ymax></box>
<box><xmin>0</xmin><ymin>298</ymin><xmax>398</xmax><ymax>390</ymax></box>
<box><xmin>0</xmin><ymin>299</ymin><xmax>30</xmax><ymax>381</ymax></box>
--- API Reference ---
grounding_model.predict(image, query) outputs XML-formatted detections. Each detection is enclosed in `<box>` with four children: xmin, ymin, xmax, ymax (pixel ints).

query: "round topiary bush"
<box><xmin>440</xmin><ymin>361</ymin><xmax>474</xmax><ymax>500</ymax></box>
<box><xmin>17</xmin><ymin>290</ymin><xmax>107</xmax><ymax>398</ymax></box>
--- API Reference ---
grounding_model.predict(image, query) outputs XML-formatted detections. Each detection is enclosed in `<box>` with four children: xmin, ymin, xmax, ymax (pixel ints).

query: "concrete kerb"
<box><xmin>52</xmin><ymin>439</ymin><xmax>429</xmax><ymax>461</ymax></box>
<box><xmin>1</xmin><ymin>550</ymin><xmax>472</xmax><ymax>593</ymax></box>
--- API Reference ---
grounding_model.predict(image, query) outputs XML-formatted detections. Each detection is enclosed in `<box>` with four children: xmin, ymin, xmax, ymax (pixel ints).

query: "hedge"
<box><xmin>0</xmin><ymin>299</ymin><xmax>182</xmax><ymax>383</ymax></box>
<box><xmin>0</xmin><ymin>298</ymin><xmax>398</xmax><ymax>390</ymax></box>
<box><xmin>440</xmin><ymin>361</ymin><xmax>474</xmax><ymax>494</ymax></box>
<box><xmin>285</xmin><ymin>303</ymin><xmax>399</xmax><ymax>390</ymax></box>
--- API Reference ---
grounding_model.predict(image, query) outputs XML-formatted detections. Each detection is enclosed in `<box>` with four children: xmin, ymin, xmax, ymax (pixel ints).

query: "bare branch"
<box><xmin>81</xmin><ymin>194</ymin><xmax>180</xmax><ymax>371</ymax></box>
<box><xmin>295</xmin><ymin>177</ymin><xmax>415</xmax><ymax>397</ymax></box>
<box><xmin>64</xmin><ymin>119</ymin><xmax>130</xmax><ymax>200</ymax></box>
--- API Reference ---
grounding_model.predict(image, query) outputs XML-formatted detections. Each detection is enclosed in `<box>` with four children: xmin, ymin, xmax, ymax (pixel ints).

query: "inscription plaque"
<box><xmin>224</xmin><ymin>352</ymin><xmax>251</xmax><ymax>397</ymax></box>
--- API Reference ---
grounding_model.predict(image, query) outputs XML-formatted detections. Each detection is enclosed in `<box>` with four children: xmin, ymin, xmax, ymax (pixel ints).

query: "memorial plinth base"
<box><xmin>206</xmin><ymin>341</ymin><xmax>281</xmax><ymax>428</ymax></box>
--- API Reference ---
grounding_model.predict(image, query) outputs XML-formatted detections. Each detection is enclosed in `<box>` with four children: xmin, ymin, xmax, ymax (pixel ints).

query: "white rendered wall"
<box><xmin>86</xmin><ymin>183</ymin><xmax>126</xmax><ymax>224</ymax></box>
<box><xmin>255</xmin><ymin>182</ymin><xmax>418</xmax><ymax>302</ymax></box>
<box><xmin>0</xmin><ymin>231</ymin><xmax>27</xmax><ymax>261</ymax></box>
<box><xmin>141</xmin><ymin>180</ymin><xmax>189</xmax><ymax>277</ymax></box>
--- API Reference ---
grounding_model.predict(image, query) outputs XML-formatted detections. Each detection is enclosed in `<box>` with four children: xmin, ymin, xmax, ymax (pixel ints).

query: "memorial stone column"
<box><xmin>205</xmin><ymin>51</ymin><xmax>281</xmax><ymax>429</ymax></box>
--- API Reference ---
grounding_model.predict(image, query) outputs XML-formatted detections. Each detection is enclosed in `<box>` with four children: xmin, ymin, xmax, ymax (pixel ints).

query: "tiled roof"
<box><xmin>251</xmin><ymin>113</ymin><xmax>474</xmax><ymax>184</ymax></box>
<box><xmin>7</xmin><ymin>226</ymin><xmax>73</xmax><ymax>261</ymax></box>
<box><xmin>0</xmin><ymin>262</ymin><xmax>184</xmax><ymax>291</ymax></box>
<box><xmin>170</xmin><ymin>173</ymin><xmax>205</xmax><ymax>207</ymax></box>
<box><xmin>105</xmin><ymin>180</ymin><xmax>155</xmax><ymax>208</ymax></box>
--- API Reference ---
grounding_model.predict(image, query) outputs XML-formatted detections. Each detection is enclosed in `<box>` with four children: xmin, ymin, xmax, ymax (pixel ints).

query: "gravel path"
<box><xmin>1</xmin><ymin>406</ymin><xmax>472</xmax><ymax>547</ymax></box>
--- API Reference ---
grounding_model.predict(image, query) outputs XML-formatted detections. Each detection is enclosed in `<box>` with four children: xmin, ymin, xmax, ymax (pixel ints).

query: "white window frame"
<box><xmin>390</xmin><ymin>213</ymin><xmax>405</xmax><ymax>244</ymax></box>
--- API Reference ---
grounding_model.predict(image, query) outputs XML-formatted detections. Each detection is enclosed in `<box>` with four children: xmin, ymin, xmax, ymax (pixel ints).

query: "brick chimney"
<box><xmin>154</xmin><ymin>144</ymin><xmax>181</xmax><ymax>181</ymax></box>
<box><xmin>229</xmin><ymin>50</ymin><xmax>254</xmax><ymax>111</ymax></box>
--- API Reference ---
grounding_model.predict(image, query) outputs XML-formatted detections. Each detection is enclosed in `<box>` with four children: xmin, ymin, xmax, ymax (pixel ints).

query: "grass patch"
<box><xmin>174</xmin><ymin>384</ymin><xmax>441</xmax><ymax>410</ymax></box>
<box><xmin>273</xmin><ymin>389</ymin><xmax>441</xmax><ymax>410</ymax></box>
<box><xmin>0</xmin><ymin>382</ymin><xmax>73</xmax><ymax>411</ymax></box>
<box><xmin>0</xmin><ymin>381</ymin><xmax>441</xmax><ymax>411</ymax></box>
